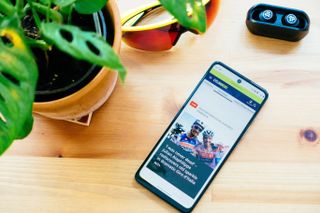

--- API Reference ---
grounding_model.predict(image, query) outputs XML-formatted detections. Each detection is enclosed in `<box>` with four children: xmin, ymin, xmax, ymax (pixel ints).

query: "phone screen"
<box><xmin>136</xmin><ymin>62</ymin><xmax>268</xmax><ymax>211</ymax></box>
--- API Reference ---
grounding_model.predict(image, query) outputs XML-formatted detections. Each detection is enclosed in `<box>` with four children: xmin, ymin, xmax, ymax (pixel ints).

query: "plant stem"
<box><xmin>26</xmin><ymin>38</ymin><xmax>51</xmax><ymax>50</ymax></box>
<box><xmin>65</xmin><ymin>5</ymin><xmax>73</xmax><ymax>24</ymax></box>
<box><xmin>15</xmin><ymin>0</ymin><xmax>24</xmax><ymax>11</ymax></box>
<box><xmin>46</xmin><ymin>2</ymin><xmax>52</xmax><ymax>23</ymax></box>
<box><xmin>15</xmin><ymin>0</ymin><xmax>26</xmax><ymax>19</ymax></box>
<box><xmin>0</xmin><ymin>1</ymin><xmax>15</xmax><ymax>16</ymax></box>
<box><xmin>29</xmin><ymin>2</ymin><xmax>63</xmax><ymax>23</ymax></box>
<box><xmin>27</xmin><ymin>0</ymin><xmax>41</xmax><ymax>29</ymax></box>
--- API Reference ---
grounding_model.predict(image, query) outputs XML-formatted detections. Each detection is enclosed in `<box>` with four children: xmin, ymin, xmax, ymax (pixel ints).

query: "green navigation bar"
<box><xmin>210</xmin><ymin>68</ymin><xmax>263</xmax><ymax>104</ymax></box>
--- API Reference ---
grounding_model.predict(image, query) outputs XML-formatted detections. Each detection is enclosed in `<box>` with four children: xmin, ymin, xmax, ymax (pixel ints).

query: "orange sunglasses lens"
<box><xmin>122</xmin><ymin>0</ymin><xmax>220</xmax><ymax>51</ymax></box>
<box><xmin>122</xmin><ymin>5</ymin><xmax>184</xmax><ymax>51</ymax></box>
<box><xmin>122</xmin><ymin>23</ymin><xmax>184</xmax><ymax>51</ymax></box>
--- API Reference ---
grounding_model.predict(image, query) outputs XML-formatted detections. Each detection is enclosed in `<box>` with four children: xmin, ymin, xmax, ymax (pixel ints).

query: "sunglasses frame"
<box><xmin>121</xmin><ymin>0</ymin><xmax>211</xmax><ymax>33</ymax></box>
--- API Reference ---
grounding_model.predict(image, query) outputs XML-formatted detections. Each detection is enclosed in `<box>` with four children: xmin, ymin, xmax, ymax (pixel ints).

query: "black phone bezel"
<box><xmin>135</xmin><ymin>61</ymin><xmax>269</xmax><ymax>212</ymax></box>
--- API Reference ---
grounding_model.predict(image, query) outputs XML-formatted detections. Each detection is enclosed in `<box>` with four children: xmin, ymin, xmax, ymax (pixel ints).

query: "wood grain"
<box><xmin>1</xmin><ymin>0</ymin><xmax>320</xmax><ymax>212</ymax></box>
<box><xmin>0</xmin><ymin>158</ymin><xmax>319</xmax><ymax>213</ymax></box>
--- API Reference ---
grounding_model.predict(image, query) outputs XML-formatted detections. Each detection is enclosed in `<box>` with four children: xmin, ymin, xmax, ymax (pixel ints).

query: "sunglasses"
<box><xmin>192</xmin><ymin>125</ymin><xmax>204</xmax><ymax>131</ymax></box>
<box><xmin>121</xmin><ymin>0</ymin><xmax>220</xmax><ymax>51</ymax></box>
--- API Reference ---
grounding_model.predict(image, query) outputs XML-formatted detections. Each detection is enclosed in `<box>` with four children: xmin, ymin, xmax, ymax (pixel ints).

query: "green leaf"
<box><xmin>52</xmin><ymin>0</ymin><xmax>76</xmax><ymax>8</ymax></box>
<box><xmin>0</xmin><ymin>17</ymin><xmax>38</xmax><ymax>154</ymax></box>
<box><xmin>38</xmin><ymin>0</ymin><xmax>52</xmax><ymax>4</ymax></box>
<box><xmin>0</xmin><ymin>1</ymin><xmax>15</xmax><ymax>16</ymax></box>
<box><xmin>160</xmin><ymin>0</ymin><xmax>207</xmax><ymax>33</ymax></box>
<box><xmin>74</xmin><ymin>0</ymin><xmax>107</xmax><ymax>14</ymax></box>
<box><xmin>41</xmin><ymin>22</ymin><xmax>126</xmax><ymax>81</ymax></box>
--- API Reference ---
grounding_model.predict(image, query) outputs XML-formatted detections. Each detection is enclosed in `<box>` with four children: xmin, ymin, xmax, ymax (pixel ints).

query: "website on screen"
<box><xmin>142</xmin><ymin>64</ymin><xmax>265</xmax><ymax>200</ymax></box>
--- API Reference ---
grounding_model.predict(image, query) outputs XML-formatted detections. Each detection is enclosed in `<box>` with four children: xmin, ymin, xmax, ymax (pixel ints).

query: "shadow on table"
<box><xmin>244</xmin><ymin>30</ymin><xmax>302</xmax><ymax>54</ymax></box>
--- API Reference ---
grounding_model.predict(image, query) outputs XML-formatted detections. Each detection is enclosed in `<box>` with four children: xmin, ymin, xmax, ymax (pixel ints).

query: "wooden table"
<box><xmin>2</xmin><ymin>0</ymin><xmax>320</xmax><ymax>212</ymax></box>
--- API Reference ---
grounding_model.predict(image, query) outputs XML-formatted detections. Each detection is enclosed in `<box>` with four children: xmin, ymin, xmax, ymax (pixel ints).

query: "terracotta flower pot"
<box><xmin>33</xmin><ymin>0</ymin><xmax>121</xmax><ymax>121</ymax></box>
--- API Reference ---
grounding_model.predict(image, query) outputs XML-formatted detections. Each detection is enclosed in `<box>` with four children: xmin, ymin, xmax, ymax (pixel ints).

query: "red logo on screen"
<box><xmin>190</xmin><ymin>101</ymin><xmax>198</xmax><ymax>108</ymax></box>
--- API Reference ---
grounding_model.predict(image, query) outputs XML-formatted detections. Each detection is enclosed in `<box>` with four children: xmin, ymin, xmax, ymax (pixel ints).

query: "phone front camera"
<box><xmin>237</xmin><ymin>79</ymin><xmax>242</xmax><ymax>83</ymax></box>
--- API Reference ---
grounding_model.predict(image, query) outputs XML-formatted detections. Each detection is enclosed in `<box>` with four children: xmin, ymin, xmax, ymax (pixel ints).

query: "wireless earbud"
<box><xmin>282</xmin><ymin>13</ymin><xmax>300</xmax><ymax>27</ymax></box>
<box><xmin>259</xmin><ymin>10</ymin><xmax>276</xmax><ymax>23</ymax></box>
<box><xmin>246</xmin><ymin>4</ymin><xmax>310</xmax><ymax>41</ymax></box>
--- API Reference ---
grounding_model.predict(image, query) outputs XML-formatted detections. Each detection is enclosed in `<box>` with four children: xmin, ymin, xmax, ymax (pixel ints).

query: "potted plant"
<box><xmin>0</xmin><ymin>0</ymin><xmax>125</xmax><ymax>151</ymax></box>
<box><xmin>0</xmin><ymin>0</ymin><xmax>217</xmax><ymax>154</ymax></box>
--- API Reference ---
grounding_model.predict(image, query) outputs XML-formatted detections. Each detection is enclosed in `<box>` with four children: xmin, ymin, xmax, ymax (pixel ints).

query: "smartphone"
<box><xmin>135</xmin><ymin>61</ymin><xmax>268</xmax><ymax>212</ymax></box>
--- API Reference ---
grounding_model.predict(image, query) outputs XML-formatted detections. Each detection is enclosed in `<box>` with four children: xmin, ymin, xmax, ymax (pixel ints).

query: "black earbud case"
<box><xmin>246</xmin><ymin>4</ymin><xmax>310</xmax><ymax>41</ymax></box>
